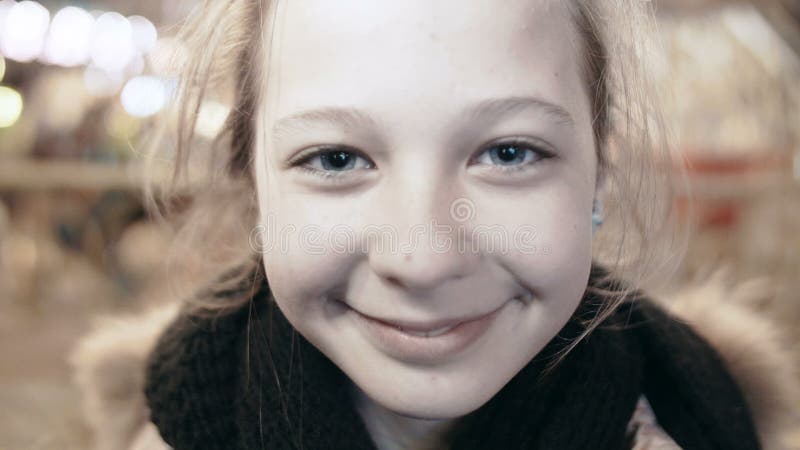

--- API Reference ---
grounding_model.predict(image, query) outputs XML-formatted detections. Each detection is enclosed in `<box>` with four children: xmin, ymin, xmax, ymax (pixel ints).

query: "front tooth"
<box><xmin>399</xmin><ymin>324</ymin><xmax>457</xmax><ymax>337</ymax></box>
<box><xmin>426</xmin><ymin>325</ymin><xmax>457</xmax><ymax>337</ymax></box>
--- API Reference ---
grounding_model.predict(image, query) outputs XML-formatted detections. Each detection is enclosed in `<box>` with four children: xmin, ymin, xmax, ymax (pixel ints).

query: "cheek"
<box><xmin>469</xmin><ymin>181</ymin><xmax>594</xmax><ymax>302</ymax></box>
<box><xmin>256</xmin><ymin>181</ymin><xmax>366</xmax><ymax>318</ymax></box>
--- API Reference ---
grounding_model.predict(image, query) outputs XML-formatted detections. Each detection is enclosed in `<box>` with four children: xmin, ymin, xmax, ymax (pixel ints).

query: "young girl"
<box><xmin>115</xmin><ymin>0</ymin><xmax>789</xmax><ymax>449</ymax></box>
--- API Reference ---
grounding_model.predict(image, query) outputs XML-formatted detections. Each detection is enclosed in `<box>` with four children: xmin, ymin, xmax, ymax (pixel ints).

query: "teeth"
<box><xmin>395</xmin><ymin>324</ymin><xmax>458</xmax><ymax>337</ymax></box>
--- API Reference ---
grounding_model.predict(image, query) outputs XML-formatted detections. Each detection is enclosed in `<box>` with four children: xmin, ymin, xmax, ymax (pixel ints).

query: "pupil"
<box><xmin>497</xmin><ymin>145</ymin><xmax>519</xmax><ymax>162</ymax></box>
<box><xmin>323</xmin><ymin>151</ymin><xmax>351</xmax><ymax>169</ymax></box>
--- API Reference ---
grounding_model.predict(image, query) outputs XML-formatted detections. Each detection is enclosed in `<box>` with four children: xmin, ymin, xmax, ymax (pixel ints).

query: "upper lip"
<box><xmin>352</xmin><ymin>305</ymin><xmax>502</xmax><ymax>332</ymax></box>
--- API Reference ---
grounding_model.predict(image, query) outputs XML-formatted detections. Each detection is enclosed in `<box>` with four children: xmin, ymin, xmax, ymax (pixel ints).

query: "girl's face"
<box><xmin>256</xmin><ymin>0</ymin><xmax>597</xmax><ymax>419</ymax></box>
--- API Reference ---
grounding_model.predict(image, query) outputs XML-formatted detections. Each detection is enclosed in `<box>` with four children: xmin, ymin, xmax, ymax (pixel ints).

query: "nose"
<box><xmin>366</xmin><ymin>184</ymin><xmax>480</xmax><ymax>292</ymax></box>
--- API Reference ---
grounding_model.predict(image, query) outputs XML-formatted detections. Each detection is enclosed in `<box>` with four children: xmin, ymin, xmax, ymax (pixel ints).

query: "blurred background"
<box><xmin>0</xmin><ymin>0</ymin><xmax>798</xmax><ymax>448</ymax></box>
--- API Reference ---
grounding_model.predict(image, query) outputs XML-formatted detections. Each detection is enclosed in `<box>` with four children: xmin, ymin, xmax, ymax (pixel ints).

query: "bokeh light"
<box><xmin>0</xmin><ymin>1</ymin><xmax>50</xmax><ymax>62</ymax></box>
<box><xmin>120</xmin><ymin>75</ymin><xmax>174</xmax><ymax>118</ymax></box>
<box><xmin>0</xmin><ymin>0</ymin><xmax>14</xmax><ymax>50</ymax></box>
<box><xmin>128</xmin><ymin>15</ymin><xmax>157</xmax><ymax>54</ymax></box>
<box><xmin>90</xmin><ymin>12</ymin><xmax>135</xmax><ymax>73</ymax></box>
<box><xmin>195</xmin><ymin>100</ymin><xmax>230</xmax><ymax>139</ymax></box>
<box><xmin>0</xmin><ymin>0</ymin><xmax>15</xmax><ymax>27</ymax></box>
<box><xmin>0</xmin><ymin>85</ymin><xmax>23</xmax><ymax>127</ymax></box>
<box><xmin>41</xmin><ymin>6</ymin><xmax>95</xmax><ymax>67</ymax></box>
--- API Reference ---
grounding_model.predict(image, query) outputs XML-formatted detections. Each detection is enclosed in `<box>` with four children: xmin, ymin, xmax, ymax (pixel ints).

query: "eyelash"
<box><xmin>288</xmin><ymin>145</ymin><xmax>373</xmax><ymax>182</ymax></box>
<box><xmin>288</xmin><ymin>138</ymin><xmax>555</xmax><ymax>180</ymax></box>
<box><xmin>471</xmin><ymin>138</ymin><xmax>556</xmax><ymax>173</ymax></box>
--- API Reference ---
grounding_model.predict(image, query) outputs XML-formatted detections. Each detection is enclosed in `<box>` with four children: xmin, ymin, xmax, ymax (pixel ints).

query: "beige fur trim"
<box><xmin>69</xmin><ymin>302</ymin><xmax>179</xmax><ymax>450</ymax></box>
<box><xmin>655</xmin><ymin>272</ymin><xmax>800</xmax><ymax>450</ymax></box>
<box><xmin>628</xmin><ymin>396</ymin><xmax>682</xmax><ymax>450</ymax></box>
<box><xmin>129</xmin><ymin>421</ymin><xmax>172</xmax><ymax>450</ymax></box>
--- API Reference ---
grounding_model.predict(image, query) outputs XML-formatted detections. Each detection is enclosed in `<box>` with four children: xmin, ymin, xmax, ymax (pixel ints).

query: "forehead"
<box><xmin>265</xmin><ymin>0</ymin><xmax>586</xmax><ymax>128</ymax></box>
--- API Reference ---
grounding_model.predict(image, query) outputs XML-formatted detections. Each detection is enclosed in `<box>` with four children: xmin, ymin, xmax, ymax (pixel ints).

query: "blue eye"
<box><xmin>296</xmin><ymin>147</ymin><xmax>373</xmax><ymax>173</ymax></box>
<box><xmin>320</xmin><ymin>150</ymin><xmax>356</xmax><ymax>171</ymax></box>
<box><xmin>290</xmin><ymin>138</ymin><xmax>552</xmax><ymax>182</ymax></box>
<box><xmin>474</xmin><ymin>139</ymin><xmax>552</xmax><ymax>169</ymax></box>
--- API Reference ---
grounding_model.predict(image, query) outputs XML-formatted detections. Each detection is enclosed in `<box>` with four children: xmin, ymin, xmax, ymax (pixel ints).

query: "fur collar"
<box><xmin>70</xmin><ymin>272</ymin><xmax>798</xmax><ymax>449</ymax></box>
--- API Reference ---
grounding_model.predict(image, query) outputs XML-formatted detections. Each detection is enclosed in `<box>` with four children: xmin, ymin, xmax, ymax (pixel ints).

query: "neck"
<box><xmin>351</xmin><ymin>384</ymin><xmax>454</xmax><ymax>450</ymax></box>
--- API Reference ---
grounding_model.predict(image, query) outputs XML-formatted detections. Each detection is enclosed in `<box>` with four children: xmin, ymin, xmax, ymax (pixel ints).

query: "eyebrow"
<box><xmin>271</xmin><ymin>95</ymin><xmax>575</xmax><ymax>141</ymax></box>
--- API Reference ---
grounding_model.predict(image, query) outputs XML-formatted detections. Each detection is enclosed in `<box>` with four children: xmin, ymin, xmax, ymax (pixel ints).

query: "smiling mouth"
<box><xmin>354</xmin><ymin>308</ymin><xmax>502</xmax><ymax>337</ymax></box>
<box><xmin>341</xmin><ymin>300</ymin><xmax>509</xmax><ymax>363</ymax></box>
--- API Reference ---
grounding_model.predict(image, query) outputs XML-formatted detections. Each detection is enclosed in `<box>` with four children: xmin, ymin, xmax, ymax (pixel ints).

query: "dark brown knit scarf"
<box><xmin>144</xmin><ymin>265</ymin><xmax>761</xmax><ymax>450</ymax></box>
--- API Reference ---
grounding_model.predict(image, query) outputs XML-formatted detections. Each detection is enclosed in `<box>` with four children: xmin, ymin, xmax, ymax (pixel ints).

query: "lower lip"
<box><xmin>349</xmin><ymin>304</ymin><xmax>504</xmax><ymax>364</ymax></box>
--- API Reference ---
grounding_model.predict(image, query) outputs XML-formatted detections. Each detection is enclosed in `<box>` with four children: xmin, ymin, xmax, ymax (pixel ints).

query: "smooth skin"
<box><xmin>255</xmin><ymin>0</ymin><xmax>598</xmax><ymax>446</ymax></box>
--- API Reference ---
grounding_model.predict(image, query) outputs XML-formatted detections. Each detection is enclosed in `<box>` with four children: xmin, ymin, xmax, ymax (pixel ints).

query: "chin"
<box><xmin>368</xmin><ymin>387</ymin><xmax>496</xmax><ymax>421</ymax></box>
<box><xmin>347</xmin><ymin>355</ymin><xmax>518</xmax><ymax>420</ymax></box>
<box><xmin>386</xmin><ymin>395</ymin><xmax>493</xmax><ymax>421</ymax></box>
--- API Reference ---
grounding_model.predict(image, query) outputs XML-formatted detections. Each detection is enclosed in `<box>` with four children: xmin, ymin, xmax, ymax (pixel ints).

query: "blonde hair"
<box><xmin>145</xmin><ymin>0</ymin><xmax>685</xmax><ymax>338</ymax></box>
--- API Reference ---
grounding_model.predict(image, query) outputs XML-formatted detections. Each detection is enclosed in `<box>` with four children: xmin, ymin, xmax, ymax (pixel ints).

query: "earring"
<box><xmin>592</xmin><ymin>198</ymin><xmax>604</xmax><ymax>233</ymax></box>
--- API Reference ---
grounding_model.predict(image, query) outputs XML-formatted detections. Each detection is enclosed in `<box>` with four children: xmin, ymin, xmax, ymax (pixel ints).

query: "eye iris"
<box><xmin>320</xmin><ymin>150</ymin><xmax>353</xmax><ymax>170</ymax></box>
<box><xmin>491</xmin><ymin>144</ymin><xmax>525</xmax><ymax>165</ymax></box>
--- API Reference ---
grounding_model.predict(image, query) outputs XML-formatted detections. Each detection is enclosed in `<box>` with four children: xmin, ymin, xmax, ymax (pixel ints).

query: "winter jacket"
<box><xmin>70</xmin><ymin>271</ymin><xmax>799</xmax><ymax>450</ymax></box>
